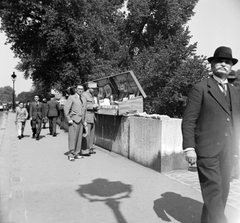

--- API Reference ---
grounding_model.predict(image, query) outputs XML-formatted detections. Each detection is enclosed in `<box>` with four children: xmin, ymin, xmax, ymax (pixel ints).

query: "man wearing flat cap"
<box><xmin>81</xmin><ymin>81</ymin><xmax>99</xmax><ymax>155</ymax></box>
<box><xmin>182</xmin><ymin>46</ymin><xmax>240</xmax><ymax>223</ymax></box>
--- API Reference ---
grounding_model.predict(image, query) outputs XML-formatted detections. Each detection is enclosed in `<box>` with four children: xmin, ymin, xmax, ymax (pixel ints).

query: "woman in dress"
<box><xmin>15</xmin><ymin>101</ymin><xmax>28</xmax><ymax>139</ymax></box>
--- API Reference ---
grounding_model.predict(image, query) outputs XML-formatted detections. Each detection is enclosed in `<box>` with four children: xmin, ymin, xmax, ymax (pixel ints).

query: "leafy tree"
<box><xmin>0</xmin><ymin>0</ymin><xmax>210</xmax><ymax>117</ymax></box>
<box><xmin>0</xmin><ymin>0</ymin><xmax>126</xmax><ymax>92</ymax></box>
<box><xmin>125</xmin><ymin>0</ymin><xmax>209</xmax><ymax>117</ymax></box>
<box><xmin>16</xmin><ymin>91</ymin><xmax>34</xmax><ymax>102</ymax></box>
<box><xmin>0</xmin><ymin>86</ymin><xmax>15</xmax><ymax>102</ymax></box>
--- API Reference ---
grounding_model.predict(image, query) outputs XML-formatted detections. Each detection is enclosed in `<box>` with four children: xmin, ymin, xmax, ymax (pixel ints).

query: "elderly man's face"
<box><xmin>211</xmin><ymin>58</ymin><xmax>233</xmax><ymax>79</ymax></box>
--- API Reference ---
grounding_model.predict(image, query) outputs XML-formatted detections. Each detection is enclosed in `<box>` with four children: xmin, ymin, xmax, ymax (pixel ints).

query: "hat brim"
<box><xmin>208</xmin><ymin>57</ymin><xmax>238</xmax><ymax>65</ymax></box>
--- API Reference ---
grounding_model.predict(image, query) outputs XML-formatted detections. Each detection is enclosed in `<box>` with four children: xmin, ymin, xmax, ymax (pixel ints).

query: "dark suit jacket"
<box><xmin>47</xmin><ymin>99</ymin><xmax>59</xmax><ymax>117</ymax></box>
<box><xmin>29</xmin><ymin>102</ymin><xmax>43</xmax><ymax>120</ymax></box>
<box><xmin>182</xmin><ymin>76</ymin><xmax>240</xmax><ymax>157</ymax></box>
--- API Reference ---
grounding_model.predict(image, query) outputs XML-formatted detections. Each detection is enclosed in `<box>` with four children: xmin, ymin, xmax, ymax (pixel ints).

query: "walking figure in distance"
<box><xmin>15</xmin><ymin>101</ymin><xmax>28</xmax><ymax>139</ymax></box>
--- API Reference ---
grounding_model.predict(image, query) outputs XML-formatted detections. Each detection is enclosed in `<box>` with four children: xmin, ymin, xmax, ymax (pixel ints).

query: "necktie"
<box><xmin>79</xmin><ymin>95</ymin><xmax>83</xmax><ymax>104</ymax></box>
<box><xmin>219</xmin><ymin>83</ymin><xmax>227</xmax><ymax>96</ymax></box>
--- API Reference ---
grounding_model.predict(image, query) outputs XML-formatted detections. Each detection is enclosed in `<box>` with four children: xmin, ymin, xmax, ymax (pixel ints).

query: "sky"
<box><xmin>0</xmin><ymin>32</ymin><xmax>33</xmax><ymax>94</ymax></box>
<box><xmin>187</xmin><ymin>0</ymin><xmax>240</xmax><ymax>71</ymax></box>
<box><xmin>0</xmin><ymin>0</ymin><xmax>240</xmax><ymax>94</ymax></box>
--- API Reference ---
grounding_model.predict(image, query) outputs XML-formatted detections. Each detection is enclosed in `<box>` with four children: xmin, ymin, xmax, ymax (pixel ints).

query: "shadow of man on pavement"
<box><xmin>153</xmin><ymin>192</ymin><xmax>202</xmax><ymax>223</ymax></box>
<box><xmin>77</xmin><ymin>178</ymin><xmax>132</xmax><ymax>223</ymax></box>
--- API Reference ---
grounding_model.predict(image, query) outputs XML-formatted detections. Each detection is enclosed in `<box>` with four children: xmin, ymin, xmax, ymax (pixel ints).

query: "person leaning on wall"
<box><xmin>182</xmin><ymin>46</ymin><xmax>240</xmax><ymax>223</ymax></box>
<box><xmin>81</xmin><ymin>81</ymin><xmax>99</xmax><ymax>155</ymax></box>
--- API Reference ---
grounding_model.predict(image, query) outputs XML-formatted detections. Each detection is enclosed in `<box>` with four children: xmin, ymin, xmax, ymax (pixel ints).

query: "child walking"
<box><xmin>15</xmin><ymin>101</ymin><xmax>28</xmax><ymax>139</ymax></box>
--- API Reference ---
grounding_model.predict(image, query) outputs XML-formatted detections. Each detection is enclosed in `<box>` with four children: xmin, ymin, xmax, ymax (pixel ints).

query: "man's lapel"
<box><xmin>207</xmin><ymin>77</ymin><xmax>231</xmax><ymax>115</ymax></box>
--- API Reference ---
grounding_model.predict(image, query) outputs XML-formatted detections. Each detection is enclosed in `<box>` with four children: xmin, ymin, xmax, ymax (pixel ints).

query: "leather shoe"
<box><xmin>89</xmin><ymin>149</ymin><xmax>96</xmax><ymax>154</ymax></box>
<box><xmin>53</xmin><ymin>133</ymin><xmax>57</xmax><ymax>137</ymax></box>
<box><xmin>68</xmin><ymin>156</ymin><xmax>75</xmax><ymax>161</ymax></box>
<box><xmin>18</xmin><ymin>135</ymin><xmax>21</xmax><ymax>140</ymax></box>
<box><xmin>75</xmin><ymin>155</ymin><xmax>84</xmax><ymax>159</ymax></box>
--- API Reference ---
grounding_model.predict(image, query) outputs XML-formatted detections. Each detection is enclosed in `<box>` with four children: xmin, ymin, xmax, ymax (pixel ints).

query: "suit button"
<box><xmin>224</xmin><ymin>133</ymin><xmax>228</xmax><ymax>136</ymax></box>
<box><xmin>226</xmin><ymin>118</ymin><xmax>230</xmax><ymax>122</ymax></box>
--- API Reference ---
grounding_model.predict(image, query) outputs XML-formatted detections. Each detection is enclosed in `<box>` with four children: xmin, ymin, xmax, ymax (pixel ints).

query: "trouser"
<box><xmin>31</xmin><ymin>118</ymin><xmax>42</xmax><ymax>137</ymax></box>
<box><xmin>68</xmin><ymin>121</ymin><xmax>84</xmax><ymax>158</ymax></box>
<box><xmin>81</xmin><ymin>122</ymin><xmax>95</xmax><ymax>154</ymax></box>
<box><xmin>16</xmin><ymin>121</ymin><xmax>26</xmax><ymax>136</ymax></box>
<box><xmin>48</xmin><ymin>116</ymin><xmax>57</xmax><ymax>134</ymax></box>
<box><xmin>197</xmin><ymin>140</ymin><xmax>233</xmax><ymax>223</ymax></box>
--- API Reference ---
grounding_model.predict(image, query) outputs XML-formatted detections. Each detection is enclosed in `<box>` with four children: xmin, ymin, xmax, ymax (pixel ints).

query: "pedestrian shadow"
<box><xmin>76</xmin><ymin>178</ymin><xmax>132</xmax><ymax>223</ymax></box>
<box><xmin>153</xmin><ymin>192</ymin><xmax>202</xmax><ymax>223</ymax></box>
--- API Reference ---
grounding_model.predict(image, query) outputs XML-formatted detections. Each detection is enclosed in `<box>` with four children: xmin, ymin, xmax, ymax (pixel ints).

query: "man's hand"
<box><xmin>83</xmin><ymin>126</ymin><xmax>88</xmax><ymax>137</ymax></box>
<box><xmin>68</xmin><ymin>120</ymin><xmax>73</xmax><ymax>125</ymax></box>
<box><xmin>185</xmin><ymin>150</ymin><xmax>197</xmax><ymax>166</ymax></box>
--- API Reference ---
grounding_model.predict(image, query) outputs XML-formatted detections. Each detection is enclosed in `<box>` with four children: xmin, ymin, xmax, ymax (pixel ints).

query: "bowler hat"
<box><xmin>207</xmin><ymin>46</ymin><xmax>238</xmax><ymax>65</ymax></box>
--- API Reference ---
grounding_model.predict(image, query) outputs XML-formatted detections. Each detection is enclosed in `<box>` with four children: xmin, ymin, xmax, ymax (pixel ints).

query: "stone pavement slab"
<box><xmin>164</xmin><ymin>168</ymin><xmax>240</xmax><ymax>211</ymax></box>
<box><xmin>0</xmin><ymin>112</ymin><xmax>240</xmax><ymax>223</ymax></box>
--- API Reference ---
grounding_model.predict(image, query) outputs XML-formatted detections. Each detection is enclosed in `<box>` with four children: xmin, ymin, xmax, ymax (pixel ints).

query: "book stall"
<box><xmin>94</xmin><ymin>71</ymin><xmax>147</xmax><ymax>116</ymax></box>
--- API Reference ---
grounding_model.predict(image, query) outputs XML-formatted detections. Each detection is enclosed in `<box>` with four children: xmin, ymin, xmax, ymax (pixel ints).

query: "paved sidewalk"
<box><xmin>0</xmin><ymin>112</ymin><xmax>240</xmax><ymax>223</ymax></box>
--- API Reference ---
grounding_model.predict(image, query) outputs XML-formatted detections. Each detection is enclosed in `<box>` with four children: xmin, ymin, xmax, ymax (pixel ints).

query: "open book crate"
<box><xmin>95</xmin><ymin>71</ymin><xmax>147</xmax><ymax>116</ymax></box>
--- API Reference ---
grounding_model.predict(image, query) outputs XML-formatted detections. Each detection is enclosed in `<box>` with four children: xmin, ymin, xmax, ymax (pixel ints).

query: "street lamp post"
<box><xmin>11</xmin><ymin>72</ymin><xmax>17</xmax><ymax>112</ymax></box>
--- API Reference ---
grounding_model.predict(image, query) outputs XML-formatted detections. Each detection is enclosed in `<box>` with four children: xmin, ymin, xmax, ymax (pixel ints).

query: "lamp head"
<box><xmin>11</xmin><ymin>72</ymin><xmax>17</xmax><ymax>81</ymax></box>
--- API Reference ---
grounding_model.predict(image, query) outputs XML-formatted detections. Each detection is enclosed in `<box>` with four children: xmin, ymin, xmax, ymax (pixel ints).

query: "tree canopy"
<box><xmin>0</xmin><ymin>0</ymin><xmax>212</xmax><ymax>117</ymax></box>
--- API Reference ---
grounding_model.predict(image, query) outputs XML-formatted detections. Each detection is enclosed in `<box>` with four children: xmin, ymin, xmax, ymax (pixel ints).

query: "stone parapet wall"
<box><xmin>94</xmin><ymin>114</ymin><xmax>188</xmax><ymax>172</ymax></box>
<box><xmin>58</xmin><ymin>110</ymin><xmax>188</xmax><ymax>172</ymax></box>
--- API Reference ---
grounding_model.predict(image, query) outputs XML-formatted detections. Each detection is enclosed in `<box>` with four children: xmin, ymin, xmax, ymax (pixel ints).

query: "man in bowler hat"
<box><xmin>182</xmin><ymin>46</ymin><xmax>240</xmax><ymax>223</ymax></box>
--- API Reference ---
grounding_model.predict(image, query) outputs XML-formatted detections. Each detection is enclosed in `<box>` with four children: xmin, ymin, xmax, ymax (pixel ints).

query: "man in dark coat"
<box><xmin>47</xmin><ymin>94</ymin><xmax>59</xmax><ymax>136</ymax></box>
<box><xmin>182</xmin><ymin>47</ymin><xmax>240</xmax><ymax>223</ymax></box>
<box><xmin>29</xmin><ymin>95</ymin><xmax>44</xmax><ymax>140</ymax></box>
<box><xmin>182</xmin><ymin>46</ymin><xmax>240</xmax><ymax>223</ymax></box>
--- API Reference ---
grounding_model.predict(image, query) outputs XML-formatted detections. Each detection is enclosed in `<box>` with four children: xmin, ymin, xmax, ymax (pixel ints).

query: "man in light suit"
<box><xmin>47</xmin><ymin>94</ymin><xmax>59</xmax><ymax>137</ymax></box>
<box><xmin>81</xmin><ymin>81</ymin><xmax>99</xmax><ymax>155</ymax></box>
<box><xmin>29</xmin><ymin>95</ymin><xmax>44</xmax><ymax>140</ymax></box>
<box><xmin>64</xmin><ymin>85</ymin><xmax>88</xmax><ymax>161</ymax></box>
<box><xmin>182</xmin><ymin>46</ymin><xmax>240</xmax><ymax>223</ymax></box>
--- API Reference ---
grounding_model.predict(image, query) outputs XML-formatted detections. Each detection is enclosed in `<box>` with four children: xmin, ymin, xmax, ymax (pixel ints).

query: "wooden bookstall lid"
<box><xmin>94</xmin><ymin>71</ymin><xmax>147</xmax><ymax>99</ymax></box>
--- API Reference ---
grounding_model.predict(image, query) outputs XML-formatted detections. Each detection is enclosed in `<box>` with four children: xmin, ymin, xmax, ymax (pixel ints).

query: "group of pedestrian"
<box><xmin>64</xmin><ymin>82</ymin><xmax>99</xmax><ymax>161</ymax></box>
<box><xmin>15</xmin><ymin>81</ymin><xmax>100</xmax><ymax>163</ymax></box>
<box><xmin>15</xmin><ymin>94</ymin><xmax>60</xmax><ymax>140</ymax></box>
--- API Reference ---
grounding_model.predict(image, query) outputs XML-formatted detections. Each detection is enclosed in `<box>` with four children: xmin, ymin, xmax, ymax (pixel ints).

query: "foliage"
<box><xmin>0</xmin><ymin>86</ymin><xmax>14</xmax><ymax>102</ymax></box>
<box><xmin>16</xmin><ymin>91</ymin><xmax>34</xmax><ymax>102</ymax></box>
<box><xmin>0</xmin><ymin>0</ymin><xmax>213</xmax><ymax>117</ymax></box>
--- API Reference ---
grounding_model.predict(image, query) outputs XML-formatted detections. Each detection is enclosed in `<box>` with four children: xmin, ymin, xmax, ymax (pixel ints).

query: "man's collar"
<box><xmin>212</xmin><ymin>74</ymin><xmax>228</xmax><ymax>84</ymax></box>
